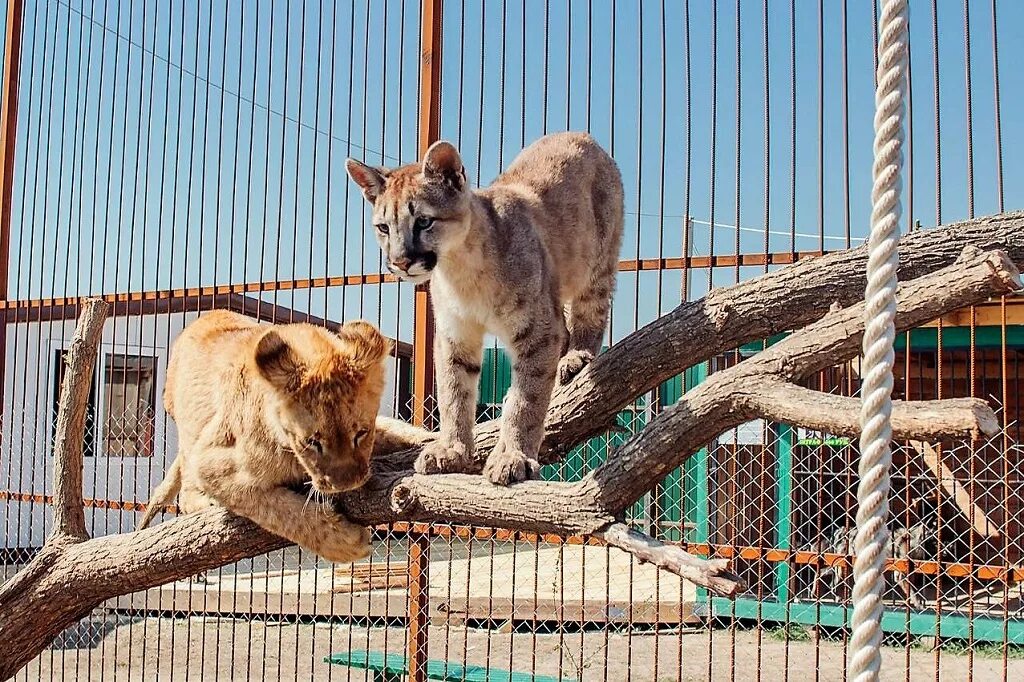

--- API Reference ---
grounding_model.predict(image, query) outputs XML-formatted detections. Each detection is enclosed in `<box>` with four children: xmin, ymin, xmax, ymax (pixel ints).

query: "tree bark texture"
<box><xmin>50</xmin><ymin>299</ymin><xmax>108</xmax><ymax>542</ymax></box>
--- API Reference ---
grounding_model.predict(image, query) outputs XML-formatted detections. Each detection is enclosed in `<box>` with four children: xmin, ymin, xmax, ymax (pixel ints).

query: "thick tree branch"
<box><xmin>751</xmin><ymin>382</ymin><xmax>999</xmax><ymax>443</ymax></box>
<box><xmin>0</xmin><ymin>512</ymin><xmax>287</xmax><ymax>677</ymax></box>
<box><xmin>590</xmin><ymin>245</ymin><xmax>1020</xmax><ymax>514</ymax></box>
<box><xmin>2</xmin><ymin>214</ymin><xmax>1023</xmax><ymax>679</ymax></box>
<box><xmin>50</xmin><ymin>299</ymin><xmax>109</xmax><ymax>542</ymax></box>
<box><xmin>753</xmin><ymin>247</ymin><xmax>1023</xmax><ymax>382</ymax></box>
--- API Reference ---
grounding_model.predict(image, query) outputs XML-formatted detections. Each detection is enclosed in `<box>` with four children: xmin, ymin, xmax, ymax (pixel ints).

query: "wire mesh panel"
<box><xmin>1</xmin><ymin>0</ymin><xmax>1023</xmax><ymax>681</ymax></box>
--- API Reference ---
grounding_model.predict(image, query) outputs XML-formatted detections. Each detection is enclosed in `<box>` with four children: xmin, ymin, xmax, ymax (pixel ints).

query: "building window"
<box><xmin>52</xmin><ymin>350</ymin><xmax>158</xmax><ymax>457</ymax></box>
<box><xmin>52</xmin><ymin>349</ymin><xmax>98</xmax><ymax>459</ymax></box>
<box><xmin>102</xmin><ymin>354</ymin><xmax>158</xmax><ymax>457</ymax></box>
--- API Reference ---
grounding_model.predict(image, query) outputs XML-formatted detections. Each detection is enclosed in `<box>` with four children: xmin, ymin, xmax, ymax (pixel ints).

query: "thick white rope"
<box><xmin>850</xmin><ymin>1</ymin><xmax>909</xmax><ymax>680</ymax></box>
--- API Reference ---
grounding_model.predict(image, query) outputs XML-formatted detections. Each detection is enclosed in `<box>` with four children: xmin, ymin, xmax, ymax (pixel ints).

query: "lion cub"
<box><xmin>347</xmin><ymin>132</ymin><xmax>624</xmax><ymax>485</ymax></box>
<box><xmin>138</xmin><ymin>310</ymin><xmax>390</xmax><ymax>563</ymax></box>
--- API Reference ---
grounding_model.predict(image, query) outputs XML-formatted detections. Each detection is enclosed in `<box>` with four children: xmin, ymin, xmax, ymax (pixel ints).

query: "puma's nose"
<box><xmin>391</xmin><ymin>257</ymin><xmax>411</xmax><ymax>271</ymax></box>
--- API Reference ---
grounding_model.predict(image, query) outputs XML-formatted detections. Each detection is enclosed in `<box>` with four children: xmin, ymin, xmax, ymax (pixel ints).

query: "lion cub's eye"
<box><xmin>353</xmin><ymin>429</ymin><xmax>370</xmax><ymax>448</ymax></box>
<box><xmin>305</xmin><ymin>437</ymin><xmax>323</xmax><ymax>455</ymax></box>
<box><xmin>413</xmin><ymin>215</ymin><xmax>434</xmax><ymax>231</ymax></box>
<box><xmin>375</xmin><ymin>223</ymin><xmax>389</xmax><ymax>235</ymax></box>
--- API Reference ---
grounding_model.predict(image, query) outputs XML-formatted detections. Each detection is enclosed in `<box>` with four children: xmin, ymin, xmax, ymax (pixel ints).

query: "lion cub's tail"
<box><xmin>138</xmin><ymin>457</ymin><xmax>183</xmax><ymax>530</ymax></box>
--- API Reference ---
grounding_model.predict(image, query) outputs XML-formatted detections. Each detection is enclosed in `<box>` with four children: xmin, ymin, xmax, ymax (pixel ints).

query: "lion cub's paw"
<box><xmin>414</xmin><ymin>439</ymin><xmax>476</xmax><ymax>475</ymax></box>
<box><xmin>483</xmin><ymin>441</ymin><xmax>541</xmax><ymax>486</ymax></box>
<box><xmin>557</xmin><ymin>349</ymin><xmax>595</xmax><ymax>385</ymax></box>
<box><xmin>317</xmin><ymin>520</ymin><xmax>372</xmax><ymax>564</ymax></box>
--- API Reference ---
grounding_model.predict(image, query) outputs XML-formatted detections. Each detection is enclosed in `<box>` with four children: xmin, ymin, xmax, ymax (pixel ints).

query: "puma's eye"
<box><xmin>353</xmin><ymin>429</ymin><xmax>371</xmax><ymax>448</ymax></box>
<box><xmin>306</xmin><ymin>437</ymin><xmax>323</xmax><ymax>455</ymax></box>
<box><xmin>375</xmin><ymin>223</ymin><xmax>389</xmax><ymax>235</ymax></box>
<box><xmin>414</xmin><ymin>215</ymin><xmax>434</xmax><ymax>231</ymax></box>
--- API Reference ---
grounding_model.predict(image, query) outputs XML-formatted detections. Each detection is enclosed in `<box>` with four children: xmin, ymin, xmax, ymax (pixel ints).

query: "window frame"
<box><xmin>49</xmin><ymin>339</ymin><xmax>164</xmax><ymax>460</ymax></box>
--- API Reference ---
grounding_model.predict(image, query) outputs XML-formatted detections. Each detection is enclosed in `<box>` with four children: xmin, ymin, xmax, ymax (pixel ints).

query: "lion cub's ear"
<box><xmin>254</xmin><ymin>329</ymin><xmax>302</xmax><ymax>390</ymax></box>
<box><xmin>339</xmin><ymin>320</ymin><xmax>391</xmax><ymax>373</ymax></box>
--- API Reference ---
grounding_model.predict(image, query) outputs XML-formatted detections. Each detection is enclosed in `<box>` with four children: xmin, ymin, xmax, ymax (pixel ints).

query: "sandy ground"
<box><xmin>18</xmin><ymin>615</ymin><xmax>1021</xmax><ymax>682</ymax></box>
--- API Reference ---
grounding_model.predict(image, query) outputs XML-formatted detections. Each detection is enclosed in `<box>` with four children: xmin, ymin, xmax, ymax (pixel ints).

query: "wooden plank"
<box><xmin>113</xmin><ymin>588</ymin><xmax>694</xmax><ymax>627</ymax></box>
<box><xmin>910</xmin><ymin>440</ymin><xmax>1001</xmax><ymax>538</ymax></box>
<box><xmin>921</xmin><ymin>298</ymin><xmax>1024</xmax><ymax>327</ymax></box>
<box><xmin>716</xmin><ymin>597</ymin><xmax>1024</xmax><ymax>645</ymax></box>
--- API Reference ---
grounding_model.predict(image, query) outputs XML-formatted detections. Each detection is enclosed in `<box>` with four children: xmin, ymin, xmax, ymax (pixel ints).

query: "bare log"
<box><xmin>50</xmin><ymin>299</ymin><xmax>109</xmax><ymax>541</ymax></box>
<box><xmin>1</xmin><ymin>214</ymin><xmax>1022</xmax><ymax>678</ymax></box>
<box><xmin>367</xmin><ymin>246</ymin><xmax>1019</xmax><ymax>526</ymax></box>
<box><xmin>749</xmin><ymin>383</ymin><xmax>999</xmax><ymax>443</ymax></box>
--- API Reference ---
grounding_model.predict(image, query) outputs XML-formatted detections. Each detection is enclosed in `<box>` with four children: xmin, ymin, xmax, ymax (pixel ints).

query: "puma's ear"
<box><xmin>254</xmin><ymin>329</ymin><xmax>302</xmax><ymax>390</ymax></box>
<box><xmin>345</xmin><ymin>158</ymin><xmax>387</xmax><ymax>203</ymax></box>
<box><xmin>339</xmin><ymin>320</ymin><xmax>391</xmax><ymax>372</ymax></box>
<box><xmin>422</xmin><ymin>140</ymin><xmax>466</xmax><ymax>191</ymax></box>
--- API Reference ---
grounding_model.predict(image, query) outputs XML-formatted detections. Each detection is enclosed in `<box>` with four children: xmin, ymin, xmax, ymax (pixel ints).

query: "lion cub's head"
<box><xmin>250</xmin><ymin>320</ymin><xmax>391</xmax><ymax>494</ymax></box>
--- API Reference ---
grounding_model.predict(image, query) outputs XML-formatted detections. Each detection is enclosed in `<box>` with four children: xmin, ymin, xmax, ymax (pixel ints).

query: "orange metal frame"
<box><xmin>406</xmin><ymin>1</ymin><xmax>443</xmax><ymax>679</ymax></box>
<box><xmin>0</xmin><ymin>0</ymin><xmax>24</xmax><ymax>442</ymax></box>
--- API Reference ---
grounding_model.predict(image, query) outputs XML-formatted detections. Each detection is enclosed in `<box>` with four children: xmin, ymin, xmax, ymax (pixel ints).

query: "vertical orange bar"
<box><xmin>0</xmin><ymin>0</ymin><xmax>25</xmax><ymax>441</ymax></box>
<box><xmin>412</xmin><ymin>290</ymin><xmax>435</xmax><ymax>427</ymax></box>
<box><xmin>407</xmin><ymin>529</ymin><xmax>431</xmax><ymax>682</ymax></box>
<box><xmin>408</xmin><ymin>2</ymin><xmax>441</xmax><ymax>681</ymax></box>
<box><xmin>413</xmin><ymin>0</ymin><xmax>441</xmax><ymax>429</ymax></box>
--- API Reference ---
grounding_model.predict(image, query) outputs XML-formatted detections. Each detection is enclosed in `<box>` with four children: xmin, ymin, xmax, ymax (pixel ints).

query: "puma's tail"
<box><xmin>137</xmin><ymin>457</ymin><xmax>182</xmax><ymax>530</ymax></box>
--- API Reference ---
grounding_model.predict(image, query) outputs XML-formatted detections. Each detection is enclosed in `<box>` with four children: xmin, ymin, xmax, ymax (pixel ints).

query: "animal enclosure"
<box><xmin>1</xmin><ymin>1</ymin><xmax>1023</xmax><ymax>681</ymax></box>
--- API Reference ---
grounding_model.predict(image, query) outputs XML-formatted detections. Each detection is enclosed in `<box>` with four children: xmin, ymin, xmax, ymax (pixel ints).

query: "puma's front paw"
<box><xmin>557</xmin><ymin>349</ymin><xmax>595</xmax><ymax>385</ymax></box>
<box><xmin>317</xmin><ymin>520</ymin><xmax>372</xmax><ymax>564</ymax></box>
<box><xmin>483</xmin><ymin>440</ymin><xmax>541</xmax><ymax>485</ymax></box>
<box><xmin>414</xmin><ymin>439</ymin><xmax>476</xmax><ymax>475</ymax></box>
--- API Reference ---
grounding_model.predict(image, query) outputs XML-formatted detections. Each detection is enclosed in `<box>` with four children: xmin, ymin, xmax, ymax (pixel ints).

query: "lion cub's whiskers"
<box><xmin>302</xmin><ymin>485</ymin><xmax>316</xmax><ymax>514</ymax></box>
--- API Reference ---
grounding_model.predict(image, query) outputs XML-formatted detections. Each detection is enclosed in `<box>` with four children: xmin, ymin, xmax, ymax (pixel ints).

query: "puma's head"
<box><xmin>251</xmin><ymin>320</ymin><xmax>391</xmax><ymax>494</ymax></box>
<box><xmin>345</xmin><ymin>141</ymin><xmax>471</xmax><ymax>284</ymax></box>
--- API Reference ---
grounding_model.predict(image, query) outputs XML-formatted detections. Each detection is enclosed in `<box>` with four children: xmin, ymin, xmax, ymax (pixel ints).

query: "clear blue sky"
<box><xmin>3</xmin><ymin>0</ymin><xmax>1022</xmax><ymax>343</ymax></box>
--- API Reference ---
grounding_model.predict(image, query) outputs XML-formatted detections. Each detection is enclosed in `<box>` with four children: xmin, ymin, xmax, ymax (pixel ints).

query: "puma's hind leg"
<box><xmin>558</xmin><ymin>274</ymin><xmax>613</xmax><ymax>385</ymax></box>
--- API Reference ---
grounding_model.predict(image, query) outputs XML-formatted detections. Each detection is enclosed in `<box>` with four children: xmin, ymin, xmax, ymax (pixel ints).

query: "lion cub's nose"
<box><xmin>391</xmin><ymin>257</ymin><xmax>411</xmax><ymax>271</ymax></box>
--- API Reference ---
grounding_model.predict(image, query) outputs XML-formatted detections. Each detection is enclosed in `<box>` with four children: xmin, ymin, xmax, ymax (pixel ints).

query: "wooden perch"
<box><xmin>1</xmin><ymin>212</ymin><xmax>1023</xmax><ymax>679</ymax></box>
<box><xmin>910</xmin><ymin>440</ymin><xmax>1001</xmax><ymax>539</ymax></box>
<box><xmin>751</xmin><ymin>384</ymin><xmax>998</xmax><ymax>443</ymax></box>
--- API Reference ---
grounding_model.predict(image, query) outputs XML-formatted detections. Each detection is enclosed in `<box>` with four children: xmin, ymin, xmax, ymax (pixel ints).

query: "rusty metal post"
<box><xmin>408</xmin><ymin>1</ymin><xmax>442</xmax><ymax>680</ymax></box>
<box><xmin>0</xmin><ymin>0</ymin><xmax>25</xmax><ymax>446</ymax></box>
<box><xmin>406</xmin><ymin>523</ymin><xmax>432</xmax><ymax>682</ymax></box>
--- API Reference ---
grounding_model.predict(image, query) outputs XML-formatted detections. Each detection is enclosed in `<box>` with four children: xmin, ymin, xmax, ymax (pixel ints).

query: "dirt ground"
<box><xmin>18</xmin><ymin>615</ymin><xmax>1021</xmax><ymax>681</ymax></box>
